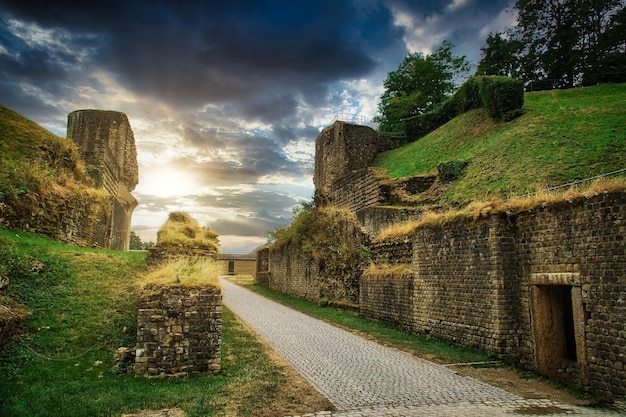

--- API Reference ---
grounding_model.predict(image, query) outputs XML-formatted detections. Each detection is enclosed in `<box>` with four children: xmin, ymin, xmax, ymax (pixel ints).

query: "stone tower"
<box><xmin>67</xmin><ymin>110</ymin><xmax>139</xmax><ymax>251</ymax></box>
<box><xmin>313</xmin><ymin>121</ymin><xmax>399</xmax><ymax>205</ymax></box>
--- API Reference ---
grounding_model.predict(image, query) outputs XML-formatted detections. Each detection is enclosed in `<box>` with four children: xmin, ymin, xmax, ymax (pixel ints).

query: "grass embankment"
<box><xmin>228</xmin><ymin>275</ymin><xmax>492</xmax><ymax>365</ymax></box>
<box><xmin>0</xmin><ymin>228</ymin><xmax>324</xmax><ymax>417</ymax></box>
<box><xmin>375</xmin><ymin>83</ymin><xmax>626</xmax><ymax>205</ymax></box>
<box><xmin>0</xmin><ymin>104</ymin><xmax>90</xmax><ymax>197</ymax></box>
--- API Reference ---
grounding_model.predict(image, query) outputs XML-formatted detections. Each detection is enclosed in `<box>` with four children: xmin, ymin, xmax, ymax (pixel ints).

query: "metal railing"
<box><xmin>331</xmin><ymin>113</ymin><xmax>379</xmax><ymax>128</ymax></box>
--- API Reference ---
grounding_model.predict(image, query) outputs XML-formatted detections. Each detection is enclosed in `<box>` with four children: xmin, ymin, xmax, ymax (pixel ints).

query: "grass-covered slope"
<box><xmin>0</xmin><ymin>105</ymin><xmax>112</xmax><ymax>245</ymax></box>
<box><xmin>0</xmin><ymin>104</ymin><xmax>88</xmax><ymax>193</ymax></box>
<box><xmin>0</xmin><ymin>228</ymin><xmax>328</xmax><ymax>417</ymax></box>
<box><xmin>374</xmin><ymin>83</ymin><xmax>626</xmax><ymax>205</ymax></box>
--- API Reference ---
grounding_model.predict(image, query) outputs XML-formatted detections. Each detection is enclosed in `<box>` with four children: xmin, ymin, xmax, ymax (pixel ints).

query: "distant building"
<box><xmin>217</xmin><ymin>253</ymin><xmax>257</xmax><ymax>278</ymax></box>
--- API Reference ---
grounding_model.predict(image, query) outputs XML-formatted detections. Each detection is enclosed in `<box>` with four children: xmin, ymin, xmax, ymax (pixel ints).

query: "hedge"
<box><xmin>403</xmin><ymin>76</ymin><xmax>524</xmax><ymax>140</ymax></box>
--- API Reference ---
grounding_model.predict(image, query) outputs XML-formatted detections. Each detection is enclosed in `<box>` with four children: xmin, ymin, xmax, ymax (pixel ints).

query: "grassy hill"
<box><xmin>0</xmin><ymin>105</ymin><xmax>113</xmax><ymax>245</ymax></box>
<box><xmin>374</xmin><ymin>83</ymin><xmax>626</xmax><ymax>206</ymax></box>
<box><xmin>0</xmin><ymin>228</ymin><xmax>332</xmax><ymax>417</ymax></box>
<box><xmin>0</xmin><ymin>105</ymin><xmax>88</xmax><ymax>195</ymax></box>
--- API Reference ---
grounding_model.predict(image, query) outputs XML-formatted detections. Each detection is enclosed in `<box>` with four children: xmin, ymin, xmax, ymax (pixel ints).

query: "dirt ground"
<box><xmin>450</xmin><ymin>365</ymin><xmax>589</xmax><ymax>406</ymax></box>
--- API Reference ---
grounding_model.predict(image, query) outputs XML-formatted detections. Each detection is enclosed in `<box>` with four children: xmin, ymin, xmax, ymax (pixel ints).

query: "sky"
<box><xmin>0</xmin><ymin>0</ymin><xmax>516</xmax><ymax>253</ymax></box>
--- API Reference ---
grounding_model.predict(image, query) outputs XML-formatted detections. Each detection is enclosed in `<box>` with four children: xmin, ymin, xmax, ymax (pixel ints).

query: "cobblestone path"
<box><xmin>220</xmin><ymin>278</ymin><xmax>626</xmax><ymax>416</ymax></box>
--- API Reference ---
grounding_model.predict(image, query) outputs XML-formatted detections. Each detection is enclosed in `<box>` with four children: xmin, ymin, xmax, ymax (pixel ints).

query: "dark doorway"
<box><xmin>531</xmin><ymin>285</ymin><xmax>579</xmax><ymax>379</ymax></box>
<box><xmin>228</xmin><ymin>260</ymin><xmax>235</xmax><ymax>275</ymax></box>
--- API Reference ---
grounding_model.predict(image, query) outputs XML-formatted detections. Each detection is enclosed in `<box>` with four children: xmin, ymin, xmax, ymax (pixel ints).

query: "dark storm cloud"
<box><xmin>1</xmin><ymin>0</ymin><xmax>384</xmax><ymax>115</ymax></box>
<box><xmin>0</xmin><ymin>0</ymin><xmax>515</xmax><ymax>250</ymax></box>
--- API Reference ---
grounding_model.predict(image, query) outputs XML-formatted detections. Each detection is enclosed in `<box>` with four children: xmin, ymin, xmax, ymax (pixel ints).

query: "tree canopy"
<box><xmin>478</xmin><ymin>0</ymin><xmax>626</xmax><ymax>89</ymax></box>
<box><xmin>375</xmin><ymin>41</ymin><xmax>470</xmax><ymax>133</ymax></box>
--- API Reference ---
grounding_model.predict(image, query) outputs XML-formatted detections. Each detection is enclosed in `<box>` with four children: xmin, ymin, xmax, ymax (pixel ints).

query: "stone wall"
<box><xmin>514</xmin><ymin>192</ymin><xmax>626</xmax><ymax>399</ymax></box>
<box><xmin>67</xmin><ymin>110</ymin><xmax>139</xmax><ymax>250</ymax></box>
<box><xmin>314</xmin><ymin>122</ymin><xmax>399</xmax><ymax>205</ymax></box>
<box><xmin>135</xmin><ymin>285</ymin><xmax>222</xmax><ymax>377</ymax></box>
<box><xmin>263</xmin><ymin>246</ymin><xmax>322</xmax><ymax>302</ymax></box>
<box><xmin>360</xmin><ymin>190</ymin><xmax>626</xmax><ymax>399</ymax></box>
<box><xmin>329</xmin><ymin>168</ymin><xmax>388</xmax><ymax>212</ymax></box>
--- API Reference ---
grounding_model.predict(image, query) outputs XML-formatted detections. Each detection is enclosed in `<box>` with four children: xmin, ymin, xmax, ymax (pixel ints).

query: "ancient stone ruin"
<box><xmin>67</xmin><ymin>110</ymin><xmax>139</xmax><ymax>250</ymax></box>
<box><xmin>134</xmin><ymin>285</ymin><xmax>222</xmax><ymax>378</ymax></box>
<box><xmin>260</xmin><ymin>120</ymin><xmax>626</xmax><ymax>401</ymax></box>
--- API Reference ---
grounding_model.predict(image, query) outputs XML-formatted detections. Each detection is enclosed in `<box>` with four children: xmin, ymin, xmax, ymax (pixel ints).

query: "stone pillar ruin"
<box><xmin>134</xmin><ymin>285</ymin><xmax>222</xmax><ymax>377</ymax></box>
<box><xmin>313</xmin><ymin>121</ymin><xmax>399</xmax><ymax>206</ymax></box>
<box><xmin>67</xmin><ymin>110</ymin><xmax>139</xmax><ymax>250</ymax></box>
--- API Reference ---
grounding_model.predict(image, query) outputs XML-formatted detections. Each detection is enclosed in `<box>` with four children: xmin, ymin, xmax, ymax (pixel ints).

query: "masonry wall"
<box><xmin>514</xmin><ymin>192</ymin><xmax>626</xmax><ymax>399</ymax></box>
<box><xmin>264</xmin><ymin>246</ymin><xmax>321</xmax><ymax>302</ymax></box>
<box><xmin>330</xmin><ymin>168</ymin><xmax>388</xmax><ymax>212</ymax></box>
<box><xmin>135</xmin><ymin>285</ymin><xmax>222</xmax><ymax>377</ymax></box>
<box><xmin>359</xmin><ymin>190</ymin><xmax>626</xmax><ymax>399</ymax></box>
<box><xmin>67</xmin><ymin>110</ymin><xmax>139</xmax><ymax>250</ymax></box>
<box><xmin>410</xmin><ymin>216</ymin><xmax>519</xmax><ymax>354</ymax></box>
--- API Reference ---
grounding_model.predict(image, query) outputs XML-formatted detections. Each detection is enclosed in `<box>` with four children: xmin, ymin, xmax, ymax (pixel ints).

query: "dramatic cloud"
<box><xmin>0</xmin><ymin>0</ymin><xmax>515</xmax><ymax>252</ymax></box>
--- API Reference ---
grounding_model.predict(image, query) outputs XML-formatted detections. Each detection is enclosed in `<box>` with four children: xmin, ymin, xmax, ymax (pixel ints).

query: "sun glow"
<box><xmin>136</xmin><ymin>168</ymin><xmax>200</xmax><ymax>197</ymax></box>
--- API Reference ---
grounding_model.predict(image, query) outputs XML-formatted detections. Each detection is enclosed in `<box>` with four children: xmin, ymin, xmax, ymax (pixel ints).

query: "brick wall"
<box><xmin>360</xmin><ymin>190</ymin><xmax>626</xmax><ymax>399</ymax></box>
<box><xmin>264</xmin><ymin>246</ymin><xmax>322</xmax><ymax>302</ymax></box>
<box><xmin>514</xmin><ymin>192</ymin><xmax>626</xmax><ymax>399</ymax></box>
<box><xmin>409</xmin><ymin>216</ymin><xmax>519</xmax><ymax>354</ymax></box>
<box><xmin>135</xmin><ymin>285</ymin><xmax>222</xmax><ymax>377</ymax></box>
<box><xmin>330</xmin><ymin>168</ymin><xmax>387</xmax><ymax>212</ymax></box>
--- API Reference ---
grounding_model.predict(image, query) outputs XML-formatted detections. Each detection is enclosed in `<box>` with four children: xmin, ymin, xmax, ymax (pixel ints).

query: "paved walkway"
<box><xmin>220</xmin><ymin>278</ymin><xmax>626</xmax><ymax>416</ymax></box>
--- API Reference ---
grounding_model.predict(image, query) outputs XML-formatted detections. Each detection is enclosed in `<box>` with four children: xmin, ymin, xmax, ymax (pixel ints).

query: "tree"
<box><xmin>375</xmin><ymin>41</ymin><xmax>470</xmax><ymax>133</ymax></box>
<box><xmin>476</xmin><ymin>32</ymin><xmax>523</xmax><ymax>78</ymax></box>
<box><xmin>515</xmin><ymin>0</ymin><xmax>580</xmax><ymax>89</ymax></box>
<box><xmin>129</xmin><ymin>231</ymin><xmax>144</xmax><ymax>250</ymax></box>
<box><xmin>513</xmin><ymin>0</ymin><xmax>626</xmax><ymax>89</ymax></box>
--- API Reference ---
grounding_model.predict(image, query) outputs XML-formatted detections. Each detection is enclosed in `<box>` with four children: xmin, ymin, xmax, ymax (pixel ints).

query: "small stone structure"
<box><xmin>67</xmin><ymin>110</ymin><xmax>139</xmax><ymax>250</ymax></box>
<box><xmin>314</xmin><ymin>121</ymin><xmax>399</xmax><ymax>206</ymax></box>
<box><xmin>134</xmin><ymin>285</ymin><xmax>222</xmax><ymax>377</ymax></box>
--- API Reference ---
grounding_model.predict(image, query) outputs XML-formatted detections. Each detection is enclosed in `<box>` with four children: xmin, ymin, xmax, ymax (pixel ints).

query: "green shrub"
<box><xmin>437</xmin><ymin>160</ymin><xmax>468</xmax><ymax>181</ymax></box>
<box><xmin>479</xmin><ymin>76</ymin><xmax>525</xmax><ymax>120</ymax></box>
<box><xmin>403</xmin><ymin>76</ymin><xmax>525</xmax><ymax>140</ymax></box>
<box><xmin>455</xmin><ymin>77</ymin><xmax>483</xmax><ymax>113</ymax></box>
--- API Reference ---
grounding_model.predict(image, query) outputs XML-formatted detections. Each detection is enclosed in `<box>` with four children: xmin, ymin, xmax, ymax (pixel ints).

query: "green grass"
<box><xmin>0</xmin><ymin>228</ymin><xmax>307</xmax><ymax>417</ymax></box>
<box><xmin>228</xmin><ymin>276</ymin><xmax>493</xmax><ymax>364</ymax></box>
<box><xmin>375</xmin><ymin>83</ymin><xmax>626</xmax><ymax>205</ymax></box>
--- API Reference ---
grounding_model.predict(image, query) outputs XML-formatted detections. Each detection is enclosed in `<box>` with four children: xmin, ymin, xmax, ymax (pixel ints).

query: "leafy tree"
<box><xmin>515</xmin><ymin>0</ymin><xmax>580</xmax><ymax>89</ymax></box>
<box><xmin>513</xmin><ymin>0</ymin><xmax>626</xmax><ymax>89</ymax></box>
<box><xmin>476</xmin><ymin>32</ymin><xmax>523</xmax><ymax>78</ymax></box>
<box><xmin>129</xmin><ymin>231</ymin><xmax>144</xmax><ymax>250</ymax></box>
<box><xmin>375</xmin><ymin>41</ymin><xmax>470</xmax><ymax>133</ymax></box>
<box><xmin>578</xmin><ymin>0</ymin><xmax>626</xmax><ymax>85</ymax></box>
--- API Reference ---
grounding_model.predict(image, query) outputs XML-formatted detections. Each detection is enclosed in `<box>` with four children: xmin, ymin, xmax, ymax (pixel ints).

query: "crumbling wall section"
<box><xmin>359</xmin><ymin>191</ymin><xmax>626</xmax><ymax>399</ymax></box>
<box><xmin>67</xmin><ymin>110</ymin><xmax>138</xmax><ymax>250</ymax></box>
<box><xmin>135</xmin><ymin>285</ymin><xmax>222</xmax><ymax>378</ymax></box>
<box><xmin>313</xmin><ymin>122</ymin><xmax>399</xmax><ymax>205</ymax></box>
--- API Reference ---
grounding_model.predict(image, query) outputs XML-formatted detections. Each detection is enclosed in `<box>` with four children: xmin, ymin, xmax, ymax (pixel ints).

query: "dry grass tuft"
<box><xmin>157</xmin><ymin>211</ymin><xmax>220</xmax><ymax>251</ymax></box>
<box><xmin>363</xmin><ymin>263</ymin><xmax>413</xmax><ymax>278</ymax></box>
<box><xmin>374</xmin><ymin>177</ymin><xmax>626</xmax><ymax>243</ymax></box>
<box><xmin>375</xmin><ymin>220</ymin><xmax>423</xmax><ymax>242</ymax></box>
<box><xmin>499</xmin><ymin>177</ymin><xmax>626</xmax><ymax>216</ymax></box>
<box><xmin>138</xmin><ymin>258</ymin><xmax>221</xmax><ymax>291</ymax></box>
